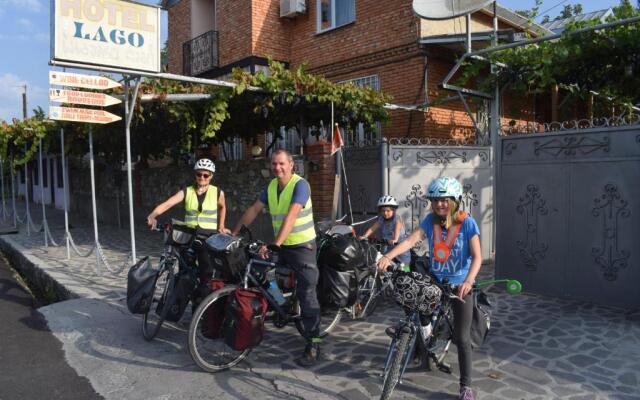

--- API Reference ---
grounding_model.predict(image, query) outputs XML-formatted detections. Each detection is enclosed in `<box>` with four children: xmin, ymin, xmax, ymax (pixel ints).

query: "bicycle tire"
<box><xmin>354</xmin><ymin>272</ymin><xmax>382</xmax><ymax>319</ymax></box>
<box><xmin>141</xmin><ymin>262</ymin><xmax>173</xmax><ymax>341</ymax></box>
<box><xmin>380</xmin><ymin>328</ymin><xmax>412</xmax><ymax>400</ymax></box>
<box><xmin>293</xmin><ymin>301</ymin><xmax>342</xmax><ymax>338</ymax></box>
<box><xmin>188</xmin><ymin>286</ymin><xmax>252</xmax><ymax>372</ymax></box>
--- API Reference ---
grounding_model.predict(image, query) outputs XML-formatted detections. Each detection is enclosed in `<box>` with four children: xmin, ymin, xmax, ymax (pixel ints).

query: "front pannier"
<box><xmin>392</xmin><ymin>272</ymin><xmax>442</xmax><ymax>314</ymax></box>
<box><xmin>126</xmin><ymin>257</ymin><xmax>158</xmax><ymax>314</ymax></box>
<box><xmin>205</xmin><ymin>234</ymin><xmax>248</xmax><ymax>278</ymax></box>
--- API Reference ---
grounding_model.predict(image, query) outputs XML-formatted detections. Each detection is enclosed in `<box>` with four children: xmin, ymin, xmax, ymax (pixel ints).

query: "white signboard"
<box><xmin>50</xmin><ymin>106</ymin><xmax>122</xmax><ymax>124</ymax></box>
<box><xmin>52</xmin><ymin>0</ymin><xmax>161</xmax><ymax>73</ymax></box>
<box><xmin>49</xmin><ymin>71</ymin><xmax>121</xmax><ymax>90</ymax></box>
<box><xmin>49</xmin><ymin>89</ymin><xmax>121</xmax><ymax>107</ymax></box>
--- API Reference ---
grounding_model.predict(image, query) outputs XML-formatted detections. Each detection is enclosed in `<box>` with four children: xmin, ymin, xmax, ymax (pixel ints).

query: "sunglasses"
<box><xmin>195</xmin><ymin>172</ymin><xmax>212</xmax><ymax>178</ymax></box>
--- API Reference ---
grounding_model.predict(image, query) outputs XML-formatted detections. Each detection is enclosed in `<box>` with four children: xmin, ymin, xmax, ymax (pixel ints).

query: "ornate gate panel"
<box><xmin>497</xmin><ymin>125</ymin><xmax>640</xmax><ymax>307</ymax></box>
<box><xmin>387</xmin><ymin>139</ymin><xmax>493</xmax><ymax>260</ymax></box>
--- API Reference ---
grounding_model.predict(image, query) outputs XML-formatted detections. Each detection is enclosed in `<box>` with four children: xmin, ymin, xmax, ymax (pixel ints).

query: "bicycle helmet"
<box><xmin>377</xmin><ymin>195</ymin><xmax>399</xmax><ymax>209</ymax></box>
<box><xmin>194</xmin><ymin>158</ymin><xmax>215</xmax><ymax>173</ymax></box>
<box><xmin>427</xmin><ymin>176</ymin><xmax>463</xmax><ymax>200</ymax></box>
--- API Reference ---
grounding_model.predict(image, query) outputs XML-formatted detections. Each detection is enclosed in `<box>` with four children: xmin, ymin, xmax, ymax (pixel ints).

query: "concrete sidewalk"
<box><xmin>1</xmin><ymin>202</ymin><xmax>639</xmax><ymax>400</ymax></box>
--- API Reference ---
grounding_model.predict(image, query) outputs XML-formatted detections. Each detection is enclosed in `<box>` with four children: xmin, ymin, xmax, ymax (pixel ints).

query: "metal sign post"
<box><xmin>88</xmin><ymin>127</ymin><xmax>101</xmax><ymax>274</ymax></box>
<box><xmin>0</xmin><ymin>157</ymin><xmax>7</xmax><ymax>221</ymax></box>
<box><xmin>23</xmin><ymin>145</ymin><xmax>31</xmax><ymax>236</ymax></box>
<box><xmin>123</xmin><ymin>77</ymin><xmax>141</xmax><ymax>263</ymax></box>
<box><xmin>10</xmin><ymin>154</ymin><xmax>17</xmax><ymax>228</ymax></box>
<box><xmin>60</xmin><ymin>128</ymin><xmax>71</xmax><ymax>259</ymax></box>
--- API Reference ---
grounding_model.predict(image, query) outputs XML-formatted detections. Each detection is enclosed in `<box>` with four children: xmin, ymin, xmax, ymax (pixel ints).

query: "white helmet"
<box><xmin>194</xmin><ymin>158</ymin><xmax>215</xmax><ymax>173</ymax></box>
<box><xmin>377</xmin><ymin>195</ymin><xmax>399</xmax><ymax>208</ymax></box>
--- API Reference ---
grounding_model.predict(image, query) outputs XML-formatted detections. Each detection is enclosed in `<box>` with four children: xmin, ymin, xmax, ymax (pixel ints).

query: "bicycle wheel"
<box><xmin>142</xmin><ymin>260</ymin><xmax>174</xmax><ymax>341</ymax></box>
<box><xmin>426</xmin><ymin>309</ymin><xmax>453</xmax><ymax>372</ymax></box>
<box><xmin>293</xmin><ymin>301</ymin><xmax>342</xmax><ymax>338</ymax></box>
<box><xmin>380</xmin><ymin>327</ymin><xmax>412</xmax><ymax>400</ymax></box>
<box><xmin>354</xmin><ymin>272</ymin><xmax>382</xmax><ymax>319</ymax></box>
<box><xmin>188</xmin><ymin>286</ymin><xmax>252</xmax><ymax>372</ymax></box>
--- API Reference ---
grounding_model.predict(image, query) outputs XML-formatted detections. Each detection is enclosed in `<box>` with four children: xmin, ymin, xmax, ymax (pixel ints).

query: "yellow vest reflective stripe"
<box><xmin>267</xmin><ymin>174</ymin><xmax>316</xmax><ymax>246</ymax></box>
<box><xmin>184</xmin><ymin>185</ymin><xmax>218</xmax><ymax>230</ymax></box>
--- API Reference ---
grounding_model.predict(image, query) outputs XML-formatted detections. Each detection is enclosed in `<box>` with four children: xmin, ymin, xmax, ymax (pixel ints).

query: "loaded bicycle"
<box><xmin>187</xmin><ymin>228</ymin><xmax>340</xmax><ymax>372</ymax></box>
<box><xmin>379</xmin><ymin>263</ymin><xmax>522</xmax><ymax>400</ymax></box>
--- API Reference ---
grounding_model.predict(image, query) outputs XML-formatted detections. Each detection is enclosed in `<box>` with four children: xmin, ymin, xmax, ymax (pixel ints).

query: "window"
<box><xmin>265</xmin><ymin>127</ymin><xmax>302</xmax><ymax>157</ymax></box>
<box><xmin>219</xmin><ymin>137</ymin><xmax>244</xmax><ymax>161</ymax></box>
<box><xmin>318</xmin><ymin>0</ymin><xmax>355</xmax><ymax>32</ymax></box>
<box><xmin>339</xmin><ymin>75</ymin><xmax>381</xmax><ymax>144</ymax></box>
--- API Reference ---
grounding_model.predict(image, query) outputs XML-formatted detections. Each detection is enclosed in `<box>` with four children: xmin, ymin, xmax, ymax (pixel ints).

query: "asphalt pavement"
<box><xmin>0</xmin><ymin>255</ymin><xmax>103</xmax><ymax>400</ymax></box>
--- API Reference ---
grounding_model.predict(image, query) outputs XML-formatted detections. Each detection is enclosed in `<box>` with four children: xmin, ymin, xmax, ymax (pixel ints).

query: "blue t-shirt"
<box><xmin>419</xmin><ymin>213</ymin><xmax>480</xmax><ymax>285</ymax></box>
<box><xmin>258</xmin><ymin>180</ymin><xmax>310</xmax><ymax>208</ymax></box>
<box><xmin>377</xmin><ymin>215</ymin><xmax>411</xmax><ymax>264</ymax></box>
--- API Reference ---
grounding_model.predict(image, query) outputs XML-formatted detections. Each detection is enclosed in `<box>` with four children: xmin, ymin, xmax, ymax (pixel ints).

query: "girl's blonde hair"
<box><xmin>431</xmin><ymin>198</ymin><xmax>464</xmax><ymax>229</ymax></box>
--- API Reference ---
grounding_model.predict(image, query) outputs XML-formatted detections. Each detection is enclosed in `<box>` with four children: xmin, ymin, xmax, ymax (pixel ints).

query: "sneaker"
<box><xmin>385</xmin><ymin>326</ymin><xmax>396</xmax><ymax>337</ymax></box>
<box><xmin>295</xmin><ymin>340</ymin><xmax>321</xmax><ymax>367</ymax></box>
<box><xmin>459</xmin><ymin>386</ymin><xmax>475</xmax><ymax>400</ymax></box>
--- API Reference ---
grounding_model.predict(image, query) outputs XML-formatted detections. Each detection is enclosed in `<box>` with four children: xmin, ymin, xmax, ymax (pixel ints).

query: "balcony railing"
<box><xmin>183</xmin><ymin>30</ymin><xmax>219</xmax><ymax>76</ymax></box>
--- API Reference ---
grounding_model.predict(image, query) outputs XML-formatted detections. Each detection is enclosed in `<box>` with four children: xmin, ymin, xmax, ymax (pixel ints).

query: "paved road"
<box><xmin>0</xmin><ymin>255</ymin><xmax>103</xmax><ymax>400</ymax></box>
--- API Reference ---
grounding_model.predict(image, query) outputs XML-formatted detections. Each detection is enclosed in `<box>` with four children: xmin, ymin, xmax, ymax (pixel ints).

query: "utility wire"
<box><xmin>536</xmin><ymin>0</ymin><xmax>571</xmax><ymax>21</ymax></box>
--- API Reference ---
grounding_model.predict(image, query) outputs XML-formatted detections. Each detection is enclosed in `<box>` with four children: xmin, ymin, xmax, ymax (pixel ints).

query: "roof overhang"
<box><xmin>478</xmin><ymin>4</ymin><xmax>553</xmax><ymax>37</ymax></box>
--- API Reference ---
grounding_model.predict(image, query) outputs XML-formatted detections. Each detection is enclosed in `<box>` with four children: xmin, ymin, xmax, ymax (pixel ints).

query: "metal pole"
<box><xmin>124</xmin><ymin>78</ymin><xmax>139</xmax><ymax>263</ymax></box>
<box><xmin>10</xmin><ymin>154</ymin><xmax>17</xmax><ymax>228</ymax></box>
<box><xmin>381</xmin><ymin>137</ymin><xmax>389</xmax><ymax>195</ymax></box>
<box><xmin>490</xmin><ymin>0</ymin><xmax>500</xmax><ymax>264</ymax></box>
<box><xmin>38</xmin><ymin>140</ymin><xmax>47</xmax><ymax>247</ymax></box>
<box><xmin>0</xmin><ymin>156</ymin><xmax>6</xmax><ymax>221</ymax></box>
<box><xmin>61</xmin><ymin>128</ymin><xmax>70</xmax><ymax>259</ymax></box>
<box><xmin>24</xmin><ymin>144</ymin><xmax>30</xmax><ymax>236</ymax></box>
<box><xmin>89</xmin><ymin>127</ymin><xmax>100</xmax><ymax>274</ymax></box>
<box><xmin>466</xmin><ymin>13</ymin><xmax>472</xmax><ymax>54</ymax></box>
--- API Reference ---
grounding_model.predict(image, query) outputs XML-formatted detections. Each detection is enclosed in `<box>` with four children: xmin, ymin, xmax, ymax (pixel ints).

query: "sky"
<box><xmin>0</xmin><ymin>0</ymin><xmax>628</xmax><ymax>123</ymax></box>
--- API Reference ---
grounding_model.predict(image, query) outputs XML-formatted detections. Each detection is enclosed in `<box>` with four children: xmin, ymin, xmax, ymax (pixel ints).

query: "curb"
<box><xmin>0</xmin><ymin>235</ymin><xmax>80</xmax><ymax>304</ymax></box>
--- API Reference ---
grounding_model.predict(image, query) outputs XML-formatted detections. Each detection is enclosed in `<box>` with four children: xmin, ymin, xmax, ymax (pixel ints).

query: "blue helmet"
<box><xmin>427</xmin><ymin>177</ymin><xmax>463</xmax><ymax>200</ymax></box>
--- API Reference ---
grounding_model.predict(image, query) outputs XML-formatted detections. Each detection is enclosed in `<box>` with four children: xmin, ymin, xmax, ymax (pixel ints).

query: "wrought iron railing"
<box><xmin>501</xmin><ymin>114</ymin><xmax>640</xmax><ymax>135</ymax></box>
<box><xmin>183</xmin><ymin>30</ymin><xmax>218</xmax><ymax>76</ymax></box>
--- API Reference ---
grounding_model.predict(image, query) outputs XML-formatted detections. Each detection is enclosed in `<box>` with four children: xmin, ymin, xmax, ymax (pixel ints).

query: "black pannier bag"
<box><xmin>318</xmin><ymin>234</ymin><xmax>364</xmax><ymax>272</ymax></box>
<box><xmin>470</xmin><ymin>291</ymin><xmax>492</xmax><ymax>349</ymax></box>
<box><xmin>162</xmin><ymin>268</ymin><xmax>198</xmax><ymax>322</ymax></box>
<box><xmin>222</xmin><ymin>288</ymin><xmax>268</xmax><ymax>351</ymax></box>
<box><xmin>126</xmin><ymin>257</ymin><xmax>158</xmax><ymax>314</ymax></box>
<box><xmin>205</xmin><ymin>234</ymin><xmax>248</xmax><ymax>278</ymax></box>
<box><xmin>318</xmin><ymin>265</ymin><xmax>358</xmax><ymax>309</ymax></box>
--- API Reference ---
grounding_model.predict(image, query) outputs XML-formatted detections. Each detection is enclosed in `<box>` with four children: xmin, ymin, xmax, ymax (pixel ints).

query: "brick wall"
<box><xmin>168</xmin><ymin>0</ymin><xmax>191</xmax><ymax>74</ymax></box>
<box><xmin>217</xmin><ymin>0</ymin><xmax>253</xmax><ymax>66</ymax></box>
<box><xmin>305</xmin><ymin>141</ymin><xmax>336</xmax><ymax>219</ymax></box>
<box><xmin>252</xmin><ymin>0</ymin><xmax>291</xmax><ymax>61</ymax></box>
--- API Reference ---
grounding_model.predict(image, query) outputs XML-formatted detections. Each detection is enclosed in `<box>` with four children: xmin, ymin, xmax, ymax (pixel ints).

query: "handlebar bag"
<box><xmin>318</xmin><ymin>265</ymin><xmax>358</xmax><ymax>309</ymax></box>
<box><xmin>222</xmin><ymin>288</ymin><xmax>268</xmax><ymax>351</ymax></box>
<box><xmin>318</xmin><ymin>234</ymin><xmax>364</xmax><ymax>272</ymax></box>
<box><xmin>163</xmin><ymin>268</ymin><xmax>198</xmax><ymax>322</ymax></box>
<box><xmin>200</xmin><ymin>279</ymin><xmax>227</xmax><ymax>339</ymax></box>
<box><xmin>126</xmin><ymin>257</ymin><xmax>158</xmax><ymax>314</ymax></box>
<box><xmin>205</xmin><ymin>234</ymin><xmax>248</xmax><ymax>278</ymax></box>
<box><xmin>392</xmin><ymin>272</ymin><xmax>442</xmax><ymax>313</ymax></box>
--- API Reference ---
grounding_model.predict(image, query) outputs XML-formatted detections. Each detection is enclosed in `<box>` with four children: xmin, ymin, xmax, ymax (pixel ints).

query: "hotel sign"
<box><xmin>52</xmin><ymin>0</ymin><xmax>161</xmax><ymax>73</ymax></box>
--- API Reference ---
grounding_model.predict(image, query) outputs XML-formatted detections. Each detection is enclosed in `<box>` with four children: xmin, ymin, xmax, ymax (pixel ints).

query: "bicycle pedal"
<box><xmin>438</xmin><ymin>363</ymin><xmax>452</xmax><ymax>374</ymax></box>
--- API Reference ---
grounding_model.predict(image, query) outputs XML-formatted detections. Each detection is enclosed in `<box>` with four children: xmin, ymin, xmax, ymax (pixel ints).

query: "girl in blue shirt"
<box><xmin>377</xmin><ymin>177</ymin><xmax>482</xmax><ymax>400</ymax></box>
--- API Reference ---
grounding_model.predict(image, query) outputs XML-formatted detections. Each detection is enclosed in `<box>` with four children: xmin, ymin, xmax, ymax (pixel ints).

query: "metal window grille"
<box><xmin>265</xmin><ymin>127</ymin><xmax>302</xmax><ymax>156</ymax></box>
<box><xmin>219</xmin><ymin>137</ymin><xmax>244</xmax><ymax>161</ymax></box>
<box><xmin>339</xmin><ymin>75</ymin><xmax>381</xmax><ymax>145</ymax></box>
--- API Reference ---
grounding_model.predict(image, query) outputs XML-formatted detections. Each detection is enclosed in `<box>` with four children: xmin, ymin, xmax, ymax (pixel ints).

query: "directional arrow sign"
<box><xmin>49</xmin><ymin>106</ymin><xmax>122</xmax><ymax>124</ymax></box>
<box><xmin>49</xmin><ymin>71</ymin><xmax>121</xmax><ymax>90</ymax></box>
<box><xmin>49</xmin><ymin>89</ymin><xmax>121</xmax><ymax>107</ymax></box>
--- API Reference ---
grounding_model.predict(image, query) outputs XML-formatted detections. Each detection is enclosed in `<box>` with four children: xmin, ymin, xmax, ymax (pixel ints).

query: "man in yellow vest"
<box><xmin>147</xmin><ymin>158</ymin><xmax>227</xmax><ymax>283</ymax></box>
<box><xmin>233</xmin><ymin>149</ymin><xmax>321</xmax><ymax>367</ymax></box>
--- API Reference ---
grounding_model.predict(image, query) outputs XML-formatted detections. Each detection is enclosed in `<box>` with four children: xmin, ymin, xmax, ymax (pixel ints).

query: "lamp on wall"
<box><xmin>251</xmin><ymin>145</ymin><xmax>263</xmax><ymax>158</ymax></box>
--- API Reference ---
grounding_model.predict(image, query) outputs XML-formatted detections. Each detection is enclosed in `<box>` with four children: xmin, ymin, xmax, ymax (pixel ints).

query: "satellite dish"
<box><xmin>412</xmin><ymin>0</ymin><xmax>494</xmax><ymax>20</ymax></box>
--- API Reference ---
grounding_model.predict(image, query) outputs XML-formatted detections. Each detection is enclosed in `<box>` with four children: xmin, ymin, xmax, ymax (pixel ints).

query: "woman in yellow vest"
<box><xmin>232</xmin><ymin>149</ymin><xmax>321</xmax><ymax>367</ymax></box>
<box><xmin>146</xmin><ymin>158</ymin><xmax>227</xmax><ymax>282</ymax></box>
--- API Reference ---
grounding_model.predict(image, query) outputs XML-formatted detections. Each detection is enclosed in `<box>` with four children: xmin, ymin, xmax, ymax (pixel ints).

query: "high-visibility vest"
<box><xmin>267</xmin><ymin>174</ymin><xmax>316</xmax><ymax>246</ymax></box>
<box><xmin>184</xmin><ymin>185</ymin><xmax>218</xmax><ymax>230</ymax></box>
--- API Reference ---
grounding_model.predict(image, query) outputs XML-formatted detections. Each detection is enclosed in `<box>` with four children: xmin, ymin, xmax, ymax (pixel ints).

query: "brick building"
<box><xmin>161</xmin><ymin>0</ymin><xmax>550</xmax><ymax>217</ymax></box>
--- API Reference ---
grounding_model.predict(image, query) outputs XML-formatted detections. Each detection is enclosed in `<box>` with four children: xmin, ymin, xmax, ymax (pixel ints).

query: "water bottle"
<box><xmin>268</xmin><ymin>278</ymin><xmax>286</xmax><ymax>306</ymax></box>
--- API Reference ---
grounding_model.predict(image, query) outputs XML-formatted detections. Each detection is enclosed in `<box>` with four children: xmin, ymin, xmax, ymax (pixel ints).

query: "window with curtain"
<box><xmin>318</xmin><ymin>0</ymin><xmax>355</xmax><ymax>32</ymax></box>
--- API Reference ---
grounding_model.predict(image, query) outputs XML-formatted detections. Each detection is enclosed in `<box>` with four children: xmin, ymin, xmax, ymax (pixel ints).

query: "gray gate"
<box><xmin>387</xmin><ymin>138</ymin><xmax>493</xmax><ymax>260</ymax></box>
<box><xmin>496</xmin><ymin>122</ymin><xmax>640</xmax><ymax>307</ymax></box>
<box><xmin>342</xmin><ymin>143</ymin><xmax>382</xmax><ymax>217</ymax></box>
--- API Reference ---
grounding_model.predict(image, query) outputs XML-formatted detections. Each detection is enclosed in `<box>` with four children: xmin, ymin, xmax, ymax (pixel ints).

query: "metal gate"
<box><xmin>496</xmin><ymin>121</ymin><xmax>640</xmax><ymax>307</ymax></box>
<box><xmin>387</xmin><ymin>138</ymin><xmax>493</xmax><ymax>260</ymax></box>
